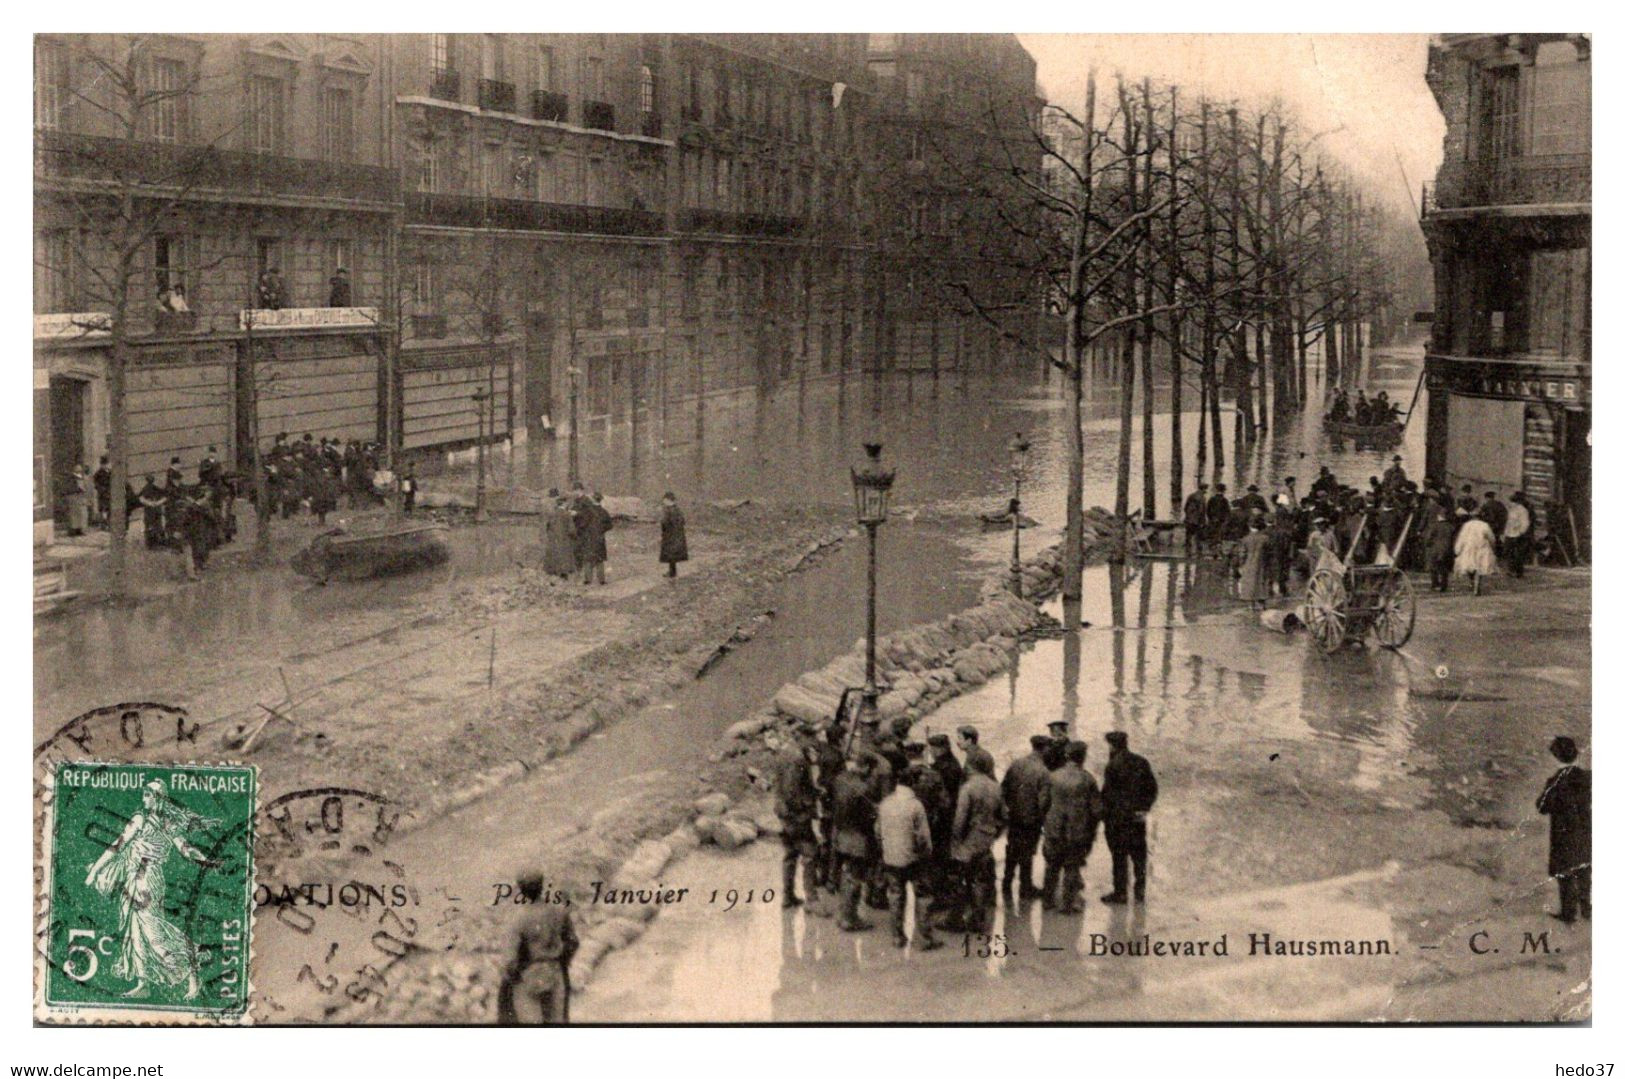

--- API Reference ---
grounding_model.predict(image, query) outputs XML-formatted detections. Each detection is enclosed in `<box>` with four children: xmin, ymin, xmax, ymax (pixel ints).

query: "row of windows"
<box><xmin>431</xmin><ymin>34</ymin><xmax>643</xmax><ymax>109</ymax></box>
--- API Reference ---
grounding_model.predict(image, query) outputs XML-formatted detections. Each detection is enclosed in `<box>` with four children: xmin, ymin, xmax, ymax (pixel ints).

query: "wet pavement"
<box><xmin>577</xmin><ymin>561</ymin><xmax>1590</xmax><ymax>1022</ymax></box>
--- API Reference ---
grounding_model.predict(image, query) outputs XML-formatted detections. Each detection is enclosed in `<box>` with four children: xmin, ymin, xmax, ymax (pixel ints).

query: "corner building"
<box><xmin>1421</xmin><ymin>33</ymin><xmax>1590</xmax><ymax>551</ymax></box>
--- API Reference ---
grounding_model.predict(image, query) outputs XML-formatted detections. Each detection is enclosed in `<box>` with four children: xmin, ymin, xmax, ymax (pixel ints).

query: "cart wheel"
<box><xmin>1304</xmin><ymin>568</ymin><xmax>1348</xmax><ymax>654</ymax></box>
<box><xmin>1372</xmin><ymin>570</ymin><xmax>1416</xmax><ymax>649</ymax></box>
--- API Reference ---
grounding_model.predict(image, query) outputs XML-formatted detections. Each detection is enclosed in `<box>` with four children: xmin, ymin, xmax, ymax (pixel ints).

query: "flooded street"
<box><xmin>579</xmin><ymin>560</ymin><xmax>1590</xmax><ymax>1022</ymax></box>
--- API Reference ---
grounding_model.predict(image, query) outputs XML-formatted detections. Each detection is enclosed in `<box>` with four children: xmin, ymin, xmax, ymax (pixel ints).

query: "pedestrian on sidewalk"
<box><xmin>498</xmin><ymin>873</ymin><xmax>577</xmax><ymax>1024</ymax></box>
<box><xmin>949</xmin><ymin>751</ymin><xmax>1005</xmax><ymax>934</ymax></box>
<box><xmin>65</xmin><ymin>463</ymin><xmax>90</xmax><ymax>536</ymax></box>
<box><xmin>775</xmin><ymin>720</ymin><xmax>822</xmax><ymax>910</ymax></box>
<box><xmin>659</xmin><ymin>491</ymin><xmax>689</xmax><ymax>578</ymax></box>
<box><xmin>1425</xmin><ymin>509</ymin><xmax>1456</xmax><ymax>592</ymax></box>
<box><xmin>1238</xmin><ymin>518</ymin><xmax>1270</xmax><ymax>609</ymax></box>
<box><xmin>879</xmin><ymin>767</ymin><xmax>942</xmax><ymax>950</ymax></box>
<box><xmin>1504</xmin><ymin>492</ymin><xmax>1533</xmax><ymax>578</ymax></box>
<box><xmin>1100</xmin><ymin>731</ymin><xmax>1158</xmax><ymax>905</ymax></box>
<box><xmin>831</xmin><ymin>755</ymin><xmax>879</xmax><ymax>932</ymax></box>
<box><xmin>1454</xmin><ymin>509</ymin><xmax>1498</xmax><ymax>596</ymax></box>
<box><xmin>92</xmin><ymin>455</ymin><xmax>111</xmax><ymax>528</ymax></box>
<box><xmin>576</xmin><ymin>491</ymin><xmax>611</xmax><ymax>585</ymax></box>
<box><xmin>1041</xmin><ymin>740</ymin><xmax>1103</xmax><ymax>914</ymax></box>
<box><xmin>1536</xmin><ymin>736</ymin><xmax>1590</xmax><ymax>924</ymax></box>
<box><xmin>541</xmin><ymin>488</ymin><xmax>576</xmax><ymax>579</ymax></box>
<box><xmin>137</xmin><ymin>474</ymin><xmax>167</xmax><ymax>548</ymax></box>
<box><xmin>1183</xmin><ymin>484</ymin><xmax>1207</xmax><ymax>556</ymax></box>
<box><xmin>1000</xmin><ymin>735</ymin><xmax>1052</xmax><ymax>899</ymax></box>
<box><xmin>1481</xmin><ymin>491</ymin><xmax>1508</xmax><ymax>547</ymax></box>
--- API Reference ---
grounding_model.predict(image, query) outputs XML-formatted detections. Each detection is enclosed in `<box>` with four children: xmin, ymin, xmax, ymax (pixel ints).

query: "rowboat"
<box><xmin>1324</xmin><ymin>418</ymin><xmax>1404</xmax><ymax>445</ymax></box>
<box><xmin>291</xmin><ymin>521</ymin><xmax>451</xmax><ymax>582</ymax></box>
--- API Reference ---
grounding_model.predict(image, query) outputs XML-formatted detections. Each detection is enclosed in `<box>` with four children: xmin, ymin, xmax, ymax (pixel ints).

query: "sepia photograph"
<box><xmin>27</xmin><ymin>25</ymin><xmax>1591</xmax><ymax>1039</ymax></box>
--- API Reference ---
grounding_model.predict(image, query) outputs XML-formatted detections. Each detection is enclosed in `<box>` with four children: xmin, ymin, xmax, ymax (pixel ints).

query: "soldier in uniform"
<box><xmin>1000</xmin><ymin>734</ymin><xmax>1053</xmax><ymax>899</ymax></box>
<box><xmin>499</xmin><ymin>874</ymin><xmax>578</xmax><ymax>1025</ymax></box>
<box><xmin>1045</xmin><ymin>720</ymin><xmax>1071</xmax><ymax>770</ymax></box>
<box><xmin>1537</xmin><ymin>736</ymin><xmax>1591</xmax><ymax>923</ymax></box>
<box><xmin>775</xmin><ymin>720</ymin><xmax>823</xmax><ymax>910</ymax></box>
<box><xmin>1100</xmin><ymin>731</ymin><xmax>1159</xmax><ymax>904</ymax></box>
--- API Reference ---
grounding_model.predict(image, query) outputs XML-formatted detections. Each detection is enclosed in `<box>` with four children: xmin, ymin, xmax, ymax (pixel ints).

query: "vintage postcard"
<box><xmin>31</xmin><ymin>30</ymin><xmax>1590</xmax><ymax>1029</ymax></box>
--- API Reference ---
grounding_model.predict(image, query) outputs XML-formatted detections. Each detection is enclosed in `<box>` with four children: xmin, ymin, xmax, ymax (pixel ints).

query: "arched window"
<box><xmin>639</xmin><ymin>65</ymin><xmax>655</xmax><ymax>114</ymax></box>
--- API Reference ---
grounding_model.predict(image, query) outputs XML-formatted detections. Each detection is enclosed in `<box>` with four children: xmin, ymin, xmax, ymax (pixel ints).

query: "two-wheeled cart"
<box><xmin>1302</xmin><ymin>512</ymin><xmax>1417</xmax><ymax>654</ymax></box>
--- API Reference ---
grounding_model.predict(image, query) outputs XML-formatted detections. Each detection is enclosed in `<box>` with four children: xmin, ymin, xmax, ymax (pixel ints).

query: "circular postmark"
<box><xmin>38</xmin><ymin>760</ymin><xmax>257</xmax><ymax>1023</ymax></box>
<box><xmin>251</xmin><ymin>788</ymin><xmax>461</xmax><ymax>1023</ymax></box>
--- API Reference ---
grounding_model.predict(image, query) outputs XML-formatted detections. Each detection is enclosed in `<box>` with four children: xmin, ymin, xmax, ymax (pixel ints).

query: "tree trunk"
<box><xmin>1139</xmin><ymin>78</ymin><xmax>1156</xmax><ymax>522</ymax></box>
<box><xmin>1060</xmin><ymin>69</ymin><xmax>1097</xmax><ymax>603</ymax></box>
<box><xmin>106</xmin><ymin>314</ymin><xmax>129</xmax><ymax>596</ymax></box>
<box><xmin>1114</xmin><ymin>82</ymin><xmax>1139</xmax><ymax>525</ymax></box>
<box><xmin>1166</xmin><ymin>87</ymin><xmax>1184</xmax><ymax>515</ymax></box>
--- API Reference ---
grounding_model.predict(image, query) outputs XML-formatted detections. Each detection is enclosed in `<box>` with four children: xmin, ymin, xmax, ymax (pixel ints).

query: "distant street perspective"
<box><xmin>33</xmin><ymin>32</ymin><xmax>1588</xmax><ymax>1026</ymax></box>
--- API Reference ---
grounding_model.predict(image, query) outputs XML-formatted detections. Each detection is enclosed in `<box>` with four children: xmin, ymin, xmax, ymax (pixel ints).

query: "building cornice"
<box><xmin>395</xmin><ymin>95</ymin><xmax>674</xmax><ymax>148</ymax></box>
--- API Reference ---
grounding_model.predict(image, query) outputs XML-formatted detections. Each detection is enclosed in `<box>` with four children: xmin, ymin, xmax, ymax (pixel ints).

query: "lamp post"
<box><xmin>1008</xmin><ymin>432</ymin><xmax>1031</xmax><ymax>598</ymax></box>
<box><xmin>566</xmin><ymin>364</ymin><xmax>582</xmax><ymax>488</ymax></box>
<box><xmin>850</xmin><ymin>441</ymin><xmax>896</xmax><ymax>723</ymax></box>
<box><xmin>472</xmin><ymin>385</ymin><xmax>489</xmax><ymax>523</ymax></box>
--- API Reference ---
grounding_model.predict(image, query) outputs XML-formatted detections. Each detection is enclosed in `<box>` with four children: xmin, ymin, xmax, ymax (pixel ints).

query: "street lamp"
<box><xmin>472</xmin><ymin>385</ymin><xmax>489</xmax><ymax>523</ymax></box>
<box><xmin>850</xmin><ymin>441</ymin><xmax>896</xmax><ymax>725</ymax></box>
<box><xmin>1008</xmin><ymin>432</ymin><xmax>1031</xmax><ymax>598</ymax></box>
<box><xmin>566</xmin><ymin>364</ymin><xmax>582</xmax><ymax>489</ymax></box>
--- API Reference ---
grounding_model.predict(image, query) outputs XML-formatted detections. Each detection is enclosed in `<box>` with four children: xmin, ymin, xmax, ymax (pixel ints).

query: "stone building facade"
<box><xmin>1421</xmin><ymin>33</ymin><xmax>1590</xmax><ymax>552</ymax></box>
<box><xmin>33</xmin><ymin>33</ymin><xmax>1040</xmax><ymax>541</ymax></box>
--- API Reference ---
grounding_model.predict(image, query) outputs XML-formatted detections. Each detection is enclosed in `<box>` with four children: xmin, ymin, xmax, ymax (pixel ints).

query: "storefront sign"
<box><xmin>1427</xmin><ymin>358</ymin><xmax>1590</xmax><ymax>404</ymax></box>
<box><xmin>238</xmin><ymin>306</ymin><xmax>380</xmax><ymax>331</ymax></box>
<box><xmin>33</xmin><ymin>313</ymin><xmax>111</xmax><ymax>339</ymax></box>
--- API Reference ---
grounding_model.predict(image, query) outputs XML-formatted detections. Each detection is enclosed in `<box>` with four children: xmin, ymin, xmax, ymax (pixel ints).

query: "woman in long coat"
<box><xmin>1237</xmin><ymin>519</ymin><xmax>1270</xmax><ymax>608</ymax></box>
<box><xmin>541</xmin><ymin>490</ymin><xmax>577</xmax><ymax>578</ymax></box>
<box><xmin>1453</xmin><ymin>509</ymin><xmax>1498</xmax><ymax>595</ymax></box>
<box><xmin>658</xmin><ymin>492</ymin><xmax>689</xmax><ymax>578</ymax></box>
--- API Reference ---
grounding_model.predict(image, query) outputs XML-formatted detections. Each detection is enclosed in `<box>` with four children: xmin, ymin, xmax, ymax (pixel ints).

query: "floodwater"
<box><xmin>577</xmin><ymin>557</ymin><xmax>1591</xmax><ymax>1023</ymax></box>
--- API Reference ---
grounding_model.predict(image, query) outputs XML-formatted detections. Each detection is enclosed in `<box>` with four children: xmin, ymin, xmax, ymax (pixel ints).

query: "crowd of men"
<box><xmin>775</xmin><ymin>713</ymin><xmax>1158</xmax><ymax>949</ymax></box>
<box><xmin>1327</xmin><ymin>388</ymin><xmax>1402</xmax><ymax>427</ymax></box>
<box><xmin>1179</xmin><ymin>456</ymin><xmax>1537</xmax><ymax>601</ymax></box>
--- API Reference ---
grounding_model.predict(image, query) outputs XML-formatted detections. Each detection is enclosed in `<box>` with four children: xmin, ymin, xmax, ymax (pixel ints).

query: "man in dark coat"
<box><xmin>775</xmin><ymin>721</ymin><xmax>823</xmax><ymax>910</ymax></box>
<box><xmin>956</xmin><ymin>725</ymin><xmax>996</xmax><ymax>781</ymax></box>
<box><xmin>1425</xmin><ymin>508</ymin><xmax>1457</xmax><ymax>592</ymax></box>
<box><xmin>1537</xmin><ymin>736</ymin><xmax>1590</xmax><ymax>923</ymax></box>
<box><xmin>903</xmin><ymin>743</ymin><xmax>950</xmax><ymax>911</ymax></box>
<box><xmin>1266</xmin><ymin>509</ymin><xmax>1296</xmax><ymax>596</ymax></box>
<box><xmin>1183</xmin><ymin>483</ymin><xmax>1207</xmax><ymax>555</ymax></box>
<box><xmin>1238</xmin><ymin>484</ymin><xmax>1270</xmax><ymax>520</ymax></box>
<box><xmin>831</xmin><ymin>756</ymin><xmax>878</xmax><ymax>932</ymax></box>
<box><xmin>1480</xmin><ymin>491</ymin><xmax>1509</xmax><ymax>544</ymax></box>
<box><xmin>1100</xmin><ymin>731</ymin><xmax>1158</xmax><ymax>904</ymax></box>
<box><xmin>575</xmin><ymin>490</ymin><xmax>611</xmax><ymax>585</ymax></box>
<box><xmin>658</xmin><ymin>491</ymin><xmax>689</xmax><ymax>578</ymax></box>
<box><xmin>1042</xmin><ymin>722</ymin><xmax>1068</xmax><ymax>770</ymax></box>
<box><xmin>137</xmin><ymin>474</ymin><xmax>167</xmax><ymax>548</ymax></box>
<box><xmin>328</xmin><ymin>267</ymin><xmax>352</xmax><ymax>307</ymax></box>
<box><xmin>1000</xmin><ymin>735</ymin><xmax>1052</xmax><ymax>899</ymax></box>
<box><xmin>92</xmin><ymin>455</ymin><xmax>111</xmax><ymax>527</ymax></box>
<box><xmin>812</xmin><ymin>722</ymin><xmax>847</xmax><ymax>891</ymax></box>
<box><xmin>1042</xmin><ymin>741</ymin><xmax>1103</xmax><ymax>914</ymax></box>
<box><xmin>949</xmin><ymin>752</ymin><xmax>1005</xmax><ymax>934</ymax></box>
<box><xmin>1203</xmin><ymin>483</ymin><xmax>1232</xmax><ymax>551</ymax></box>
<box><xmin>926</xmin><ymin>732</ymin><xmax>963</xmax><ymax>912</ymax></box>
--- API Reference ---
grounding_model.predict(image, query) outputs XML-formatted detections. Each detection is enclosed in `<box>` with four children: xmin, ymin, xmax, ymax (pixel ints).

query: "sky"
<box><xmin>1017</xmin><ymin>34</ymin><xmax>1445</xmax><ymax>219</ymax></box>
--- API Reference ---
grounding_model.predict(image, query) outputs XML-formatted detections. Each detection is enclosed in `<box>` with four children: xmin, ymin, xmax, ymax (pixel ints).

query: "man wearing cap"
<box><xmin>927</xmin><ymin>733</ymin><xmax>964</xmax><ymax>913</ymax></box>
<box><xmin>775</xmin><ymin>721</ymin><xmax>823</xmax><ymax>910</ymax></box>
<box><xmin>1100</xmin><ymin>731</ymin><xmax>1158</xmax><ymax>904</ymax></box>
<box><xmin>949</xmin><ymin>752</ymin><xmax>1006</xmax><ymax>934</ymax></box>
<box><xmin>1042</xmin><ymin>722</ymin><xmax>1069</xmax><ymax>771</ymax></box>
<box><xmin>877</xmin><ymin>767</ymin><xmax>942</xmax><ymax>950</ymax></box>
<box><xmin>1042</xmin><ymin>741</ymin><xmax>1103</xmax><ymax>913</ymax></box>
<box><xmin>1537</xmin><ymin>736</ymin><xmax>1591</xmax><ymax>923</ymax></box>
<box><xmin>1000</xmin><ymin>735</ymin><xmax>1053</xmax><ymax>899</ymax></box>
<box><xmin>1382</xmin><ymin>456</ymin><xmax>1408</xmax><ymax>498</ymax></box>
<box><xmin>830</xmin><ymin>755</ymin><xmax>879</xmax><ymax>932</ymax></box>
<box><xmin>904</xmin><ymin>743</ymin><xmax>950</xmax><ymax>910</ymax></box>
<box><xmin>1203</xmin><ymin>483</ymin><xmax>1231</xmax><ymax>552</ymax></box>
<box><xmin>957</xmin><ymin>725</ymin><xmax>996</xmax><ymax>781</ymax></box>
<box><xmin>1238</xmin><ymin>484</ymin><xmax>1270</xmax><ymax>521</ymax></box>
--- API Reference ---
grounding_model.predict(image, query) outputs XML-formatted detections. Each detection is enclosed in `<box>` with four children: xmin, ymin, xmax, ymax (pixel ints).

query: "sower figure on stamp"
<box><xmin>1100</xmin><ymin>731</ymin><xmax>1158</xmax><ymax>905</ymax></box>
<box><xmin>1537</xmin><ymin>736</ymin><xmax>1591</xmax><ymax>924</ymax></box>
<box><xmin>499</xmin><ymin>874</ymin><xmax>578</xmax><ymax>1024</ymax></box>
<box><xmin>84</xmin><ymin>780</ymin><xmax>221</xmax><ymax>1000</ymax></box>
<box><xmin>775</xmin><ymin>719</ymin><xmax>823</xmax><ymax>910</ymax></box>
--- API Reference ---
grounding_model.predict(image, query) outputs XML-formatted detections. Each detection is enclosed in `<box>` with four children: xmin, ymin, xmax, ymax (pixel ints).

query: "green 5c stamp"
<box><xmin>39</xmin><ymin>761</ymin><xmax>257</xmax><ymax>1024</ymax></box>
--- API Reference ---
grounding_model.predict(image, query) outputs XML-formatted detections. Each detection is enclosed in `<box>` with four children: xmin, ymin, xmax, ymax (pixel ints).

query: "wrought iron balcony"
<box><xmin>532</xmin><ymin>90</ymin><xmax>569</xmax><ymax>123</ymax></box>
<box><xmin>583</xmin><ymin>100</ymin><xmax>616</xmax><ymax>132</ymax></box>
<box><xmin>35</xmin><ymin>131</ymin><xmax>400</xmax><ymax>206</ymax></box>
<box><xmin>406</xmin><ymin>192</ymin><xmax>666</xmax><ymax>236</ymax></box>
<box><xmin>640</xmin><ymin>113</ymin><xmax>662</xmax><ymax>138</ymax></box>
<box><xmin>677</xmin><ymin>208</ymin><xmax>804</xmax><ymax>237</ymax></box>
<box><xmin>154</xmin><ymin>310</ymin><xmax>197</xmax><ymax>334</ymax></box>
<box><xmin>430</xmin><ymin>68</ymin><xmax>461</xmax><ymax>102</ymax></box>
<box><xmin>1466</xmin><ymin>154</ymin><xmax>1590</xmax><ymax>207</ymax></box>
<box><xmin>478</xmin><ymin>79</ymin><xmax>517</xmax><ymax>112</ymax></box>
<box><xmin>412</xmin><ymin>313</ymin><xmax>447</xmax><ymax>338</ymax></box>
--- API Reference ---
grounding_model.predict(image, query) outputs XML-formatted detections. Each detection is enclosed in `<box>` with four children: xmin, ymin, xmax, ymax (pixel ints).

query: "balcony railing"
<box><xmin>532</xmin><ymin>89</ymin><xmax>569</xmax><ymax>123</ymax></box>
<box><xmin>583</xmin><ymin>100</ymin><xmax>615</xmax><ymax>132</ymax></box>
<box><xmin>478</xmin><ymin>79</ymin><xmax>517</xmax><ymax>112</ymax></box>
<box><xmin>154</xmin><ymin>310</ymin><xmax>197</xmax><ymax>334</ymax></box>
<box><xmin>35</xmin><ymin>131</ymin><xmax>400</xmax><ymax>205</ymax></box>
<box><xmin>430</xmin><ymin>68</ymin><xmax>461</xmax><ymax>102</ymax></box>
<box><xmin>639</xmin><ymin>112</ymin><xmax>662</xmax><ymax>138</ymax></box>
<box><xmin>1439</xmin><ymin>154</ymin><xmax>1592</xmax><ymax>210</ymax></box>
<box><xmin>677</xmin><ymin>208</ymin><xmax>804</xmax><ymax>238</ymax></box>
<box><xmin>407</xmin><ymin>192</ymin><xmax>666</xmax><ymax>237</ymax></box>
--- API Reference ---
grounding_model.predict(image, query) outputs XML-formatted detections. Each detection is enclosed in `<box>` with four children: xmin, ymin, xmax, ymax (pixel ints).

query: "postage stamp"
<box><xmin>38</xmin><ymin>761</ymin><xmax>258</xmax><ymax>1024</ymax></box>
